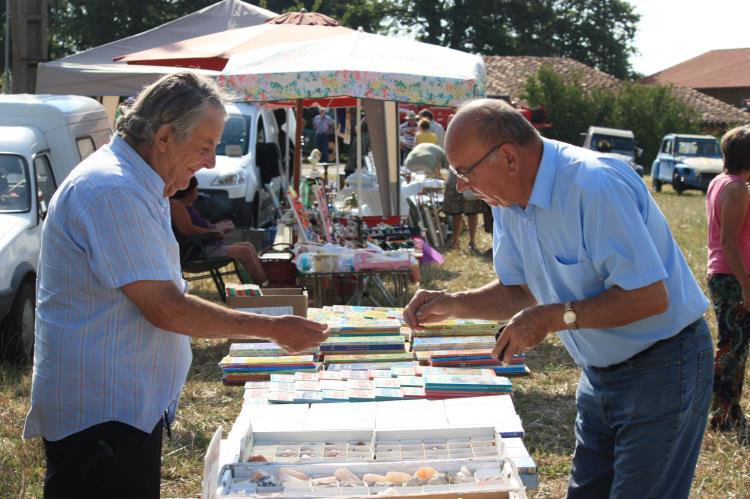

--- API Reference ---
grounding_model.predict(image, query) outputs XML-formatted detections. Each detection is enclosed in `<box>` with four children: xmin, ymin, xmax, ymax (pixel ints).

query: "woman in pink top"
<box><xmin>705</xmin><ymin>124</ymin><xmax>750</xmax><ymax>433</ymax></box>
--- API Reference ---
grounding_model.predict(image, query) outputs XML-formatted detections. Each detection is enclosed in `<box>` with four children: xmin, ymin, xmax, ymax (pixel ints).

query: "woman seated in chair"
<box><xmin>170</xmin><ymin>177</ymin><xmax>268</xmax><ymax>286</ymax></box>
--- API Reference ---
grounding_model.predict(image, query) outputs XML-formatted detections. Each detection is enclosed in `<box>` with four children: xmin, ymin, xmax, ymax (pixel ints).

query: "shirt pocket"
<box><xmin>552</xmin><ymin>256</ymin><xmax>604</xmax><ymax>301</ymax></box>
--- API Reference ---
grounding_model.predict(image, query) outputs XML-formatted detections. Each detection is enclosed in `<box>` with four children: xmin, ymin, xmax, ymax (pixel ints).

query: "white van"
<box><xmin>581</xmin><ymin>126</ymin><xmax>645</xmax><ymax>177</ymax></box>
<box><xmin>195</xmin><ymin>103</ymin><xmax>294</xmax><ymax>228</ymax></box>
<box><xmin>0</xmin><ymin>95</ymin><xmax>112</xmax><ymax>361</ymax></box>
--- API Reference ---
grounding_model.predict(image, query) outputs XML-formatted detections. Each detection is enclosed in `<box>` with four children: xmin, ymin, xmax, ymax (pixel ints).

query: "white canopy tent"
<box><xmin>35</xmin><ymin>0</ymin><xmax>275</xmax><ymax>97</ymax></box>
<box><xmin>117</xmin><ymin>23</ymin><xmax>486</xmax><ymax>215</ymax></box>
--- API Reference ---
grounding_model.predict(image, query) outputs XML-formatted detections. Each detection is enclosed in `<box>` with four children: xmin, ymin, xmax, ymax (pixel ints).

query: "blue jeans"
<box><xmin>568</xmin><ymin>318</ymin><xmax>713</xmax><ymax>498</ymax></box>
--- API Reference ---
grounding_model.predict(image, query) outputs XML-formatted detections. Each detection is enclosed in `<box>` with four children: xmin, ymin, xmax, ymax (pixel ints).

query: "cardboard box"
<box><xmin>227</xmin><ymin>288</ymin><xmax>308</xmax><ymax>318</ymax></box>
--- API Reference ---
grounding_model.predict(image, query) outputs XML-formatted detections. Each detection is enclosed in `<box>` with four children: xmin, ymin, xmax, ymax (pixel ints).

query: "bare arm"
<box><xmin>403</xmin><ymin>279</ymin><xmax>536</xmax><ymax>329</ymax></box>
<box><xmin>122</xmin><ymin>280</ymin><xmax>327</xmax><ymax>353</ymax></box>
<box><xmin>718</xmin><ymin>180</ymin><xmax>750</xmax><ymax>311</ymax></box>
<box><xmin>492</xmin><ymin>280</ymin><xmax>668</xmax><ymax>362</ymax></box>
<box><xmin>170</xmin><ymin>200</ymin><xmax>220</xmax><ymax>238</ymax></box>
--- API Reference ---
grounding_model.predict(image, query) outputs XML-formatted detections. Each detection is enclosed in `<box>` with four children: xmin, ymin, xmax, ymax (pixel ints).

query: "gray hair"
<box><xmin>116</xmin><ymin>71</ymin><xmax>228</xmax><ymax>145</ymax></box>
<box><xmin>455</xmin><ymin>98</ymin><xmax>539</xmax><ymax>147</ymax></box>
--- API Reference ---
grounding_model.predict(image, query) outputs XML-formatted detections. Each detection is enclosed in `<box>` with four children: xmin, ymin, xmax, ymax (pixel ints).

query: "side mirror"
<box><xmin>635</xmin><ymin>147</ymin><xmax>643</xmax><ymax>158</ymax></box>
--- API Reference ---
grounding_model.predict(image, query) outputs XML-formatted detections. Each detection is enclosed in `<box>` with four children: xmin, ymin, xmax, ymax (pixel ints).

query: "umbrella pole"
<box><xmin>293</xmin><ymin>99</ymin><xmax>303</xmax><ymax>192</ymax></box>
<box><xmin>334</xmin><ymin>109</ymin><xmax>340</xmax><ymax>172</ymax></box>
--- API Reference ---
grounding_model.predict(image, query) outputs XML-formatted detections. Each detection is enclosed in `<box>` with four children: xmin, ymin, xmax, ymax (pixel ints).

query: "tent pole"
<box><xmin>284</xmin><ymin>108</ymin><xmax>291</xmax><ymax>190</ymax></box>
<box><xmin>293</xmin><ymin>99</ymin><xmax>303</xmax><ymax>191</ymax></box>
<box><xmin>356</xmin><ymin>98</ymin><xmax>363</xmax><ymax>215</ymax></box>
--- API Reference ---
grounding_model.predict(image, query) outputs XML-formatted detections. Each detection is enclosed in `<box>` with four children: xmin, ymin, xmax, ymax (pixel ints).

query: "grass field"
<box><xmin>1</xmin><ymin>176</ymin><xmax>749</xmax><ymax>498</ymax></box>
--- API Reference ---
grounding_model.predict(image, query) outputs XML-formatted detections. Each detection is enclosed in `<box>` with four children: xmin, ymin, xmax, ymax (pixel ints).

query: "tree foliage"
<box><xmin>392</xmin><ymin>0</ymin><xmax>640</xmax><ymax>79</ymax></box>
<box><xmin>523</xmin><ymin>65</ymin><xmax>701</xmax><ymax>170</ymax></box>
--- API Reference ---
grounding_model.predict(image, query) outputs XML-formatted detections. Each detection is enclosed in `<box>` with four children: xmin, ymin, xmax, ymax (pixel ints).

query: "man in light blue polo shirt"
<box><xmin>403</xmin><ymin>99</ymin><xmax>713</xmax><ymax>498</ymax></box>
<box><xmin>24</xmin><ymin>71</ymin><xmax>327</xmax><ymax>498</ymax></box>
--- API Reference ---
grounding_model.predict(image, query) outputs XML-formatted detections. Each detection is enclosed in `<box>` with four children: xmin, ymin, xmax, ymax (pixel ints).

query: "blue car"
<box><xmin>652</xmin><ymin>134</ymin><xmax>722</xmax><ymax>194</ymax></box>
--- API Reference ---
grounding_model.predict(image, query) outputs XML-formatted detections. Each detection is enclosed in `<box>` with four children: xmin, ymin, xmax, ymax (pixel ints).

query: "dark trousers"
<box><xmin>315</xmin><ymin>133</ymin><xmax>330</xmax><ymax>163</ymax></box>
<box><xmin>43</xmin><ymin>419</ymin><xmax>163</xmax><ymax>499</ymax></box>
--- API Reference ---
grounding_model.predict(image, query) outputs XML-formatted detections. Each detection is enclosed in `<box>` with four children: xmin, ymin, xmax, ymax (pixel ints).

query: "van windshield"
<box><xmin>591</xmin><ymin>134</ymin><xmax>635</xmax><ymax>157</ymax></box>
<box><xmin>0</xmin><ymin>155</ymin><xmax>31</xmax><ymax>213</ymax></box>
<box><xmin>216</xmin><ymin>114</ymin><xmax>251</xmax><ymax>156</ymax></box>
<box><xmin>675</xmin><ymin>139</ymin><xmax>721</xmax><ymax>158</ymax></box>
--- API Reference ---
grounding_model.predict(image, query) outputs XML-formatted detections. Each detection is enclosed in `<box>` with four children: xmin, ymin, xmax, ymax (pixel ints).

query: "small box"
<box><xmin>227</xmin><ymin>288</ymin><xmax>308</xmax><ymax>317</ymax></box>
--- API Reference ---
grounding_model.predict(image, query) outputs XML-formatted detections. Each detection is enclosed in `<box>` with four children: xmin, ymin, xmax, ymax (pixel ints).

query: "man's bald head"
<box><xmin>446</xmin><ymin>98</ymin><xmax>540</xmax><ymax>150</ymax></box>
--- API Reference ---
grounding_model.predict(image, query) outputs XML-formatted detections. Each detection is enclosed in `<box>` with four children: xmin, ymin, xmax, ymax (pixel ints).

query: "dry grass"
<box><xmin>1</xmin><ymin>176</ymin><xmax>749</xmax><ymax>498</ymax></box>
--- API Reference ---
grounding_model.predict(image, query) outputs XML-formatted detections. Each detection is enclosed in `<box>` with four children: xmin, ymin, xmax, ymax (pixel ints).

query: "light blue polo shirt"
<box><xmin>492</xmin><ymin>138</ymin><xmax>708</xmax><ymax>367</ymax></box>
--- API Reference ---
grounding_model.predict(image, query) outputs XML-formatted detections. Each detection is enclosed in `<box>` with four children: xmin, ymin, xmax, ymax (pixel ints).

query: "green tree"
<box><xmin>522</xmin><ymin>65</ymin><xmax>701</xmax><ymax>170</ymax></box>
<box><xmin>393</xmin><ymin>0</ymin><xmax>640</xmax><ymax>79</ymax></box>
<box><xmin>611</xmin><ymin>82</ymin><xmax>701</xmax><ymax>169</ymax></box>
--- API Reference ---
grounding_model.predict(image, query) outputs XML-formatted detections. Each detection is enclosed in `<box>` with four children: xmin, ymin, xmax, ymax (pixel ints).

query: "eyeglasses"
<box><xmin>449</xmin><ymin>142</ymin><xmax>510</xmax><ymax>183</ymax></box>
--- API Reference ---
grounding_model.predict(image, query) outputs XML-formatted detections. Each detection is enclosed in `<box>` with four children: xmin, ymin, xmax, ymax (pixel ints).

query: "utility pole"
<box><xmin>3</xmin><ymin>0</ymin><xmax>11</xmax><ymax>93</ymax></box>
<box><xmin>9</xmin><ymin>0</ymin><xmax>47</xmax><ymax>93</ymax></box>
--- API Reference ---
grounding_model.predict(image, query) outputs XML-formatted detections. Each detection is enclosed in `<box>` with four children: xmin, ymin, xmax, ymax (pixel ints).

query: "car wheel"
<box><xmin>673</xmin><ymin>172</ymin><xmax>685</xmax><ymax>195</ymax></box>
<box><xmin>653</xmin><ymin>177</ymin><xmax>662</xmax><ymax>193</ymax></box>
<box><xmin>0</xmin><ymin>279</ymin><xmax>35</xmax><ymax>364</ymax></box>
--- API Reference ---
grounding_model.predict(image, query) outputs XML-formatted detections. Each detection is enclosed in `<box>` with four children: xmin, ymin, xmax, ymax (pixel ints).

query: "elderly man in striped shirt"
<box><xmin>23</xmin><ymin>71</ymin><xmax>327</xmax><ymax>498</ymax></box>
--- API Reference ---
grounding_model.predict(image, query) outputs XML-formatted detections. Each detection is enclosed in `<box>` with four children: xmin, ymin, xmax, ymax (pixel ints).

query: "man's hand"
<box><xmin>267</xmin><ymin>316</ymin><xmax>328</xmax><ymax>354</ymax></box>
<box><xmin>403</xmin><ymin>289</ymin><xmax>457</xmax><ymax>330</ymax></box>
<box><xmin>491</xmin><ymin>305</ymin><xmax>553</xmax><ymax>364</ymax></box>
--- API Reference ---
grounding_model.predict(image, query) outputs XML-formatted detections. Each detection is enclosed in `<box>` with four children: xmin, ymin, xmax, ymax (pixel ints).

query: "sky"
<box><xmin>628</xmin><ymin>0</ymin><xmax>750</xmax><ymax>76</ymax></box>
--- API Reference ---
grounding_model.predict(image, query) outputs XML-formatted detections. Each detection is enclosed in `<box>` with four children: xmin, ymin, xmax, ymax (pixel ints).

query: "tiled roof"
<box><xmin>483</xmin><ymin>55</ymin><xmax>750</xmax><ymax>126</ymax></box>
<box><xmin>668</xmin><ymin>85</ymin><xmax>750</xmax><ymax>127</ymax></box>
<box><xmin>483</xmin><ymin>55</ymin><xmax>620</xmax><ymax>100</ymax></box>
<box><xmin>641</xmin><ymin>48</ymin><xmax>750</xmax><ymax>89</ymax></box>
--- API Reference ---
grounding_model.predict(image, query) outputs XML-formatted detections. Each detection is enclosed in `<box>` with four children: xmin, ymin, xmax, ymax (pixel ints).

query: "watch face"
<box><xmin>564</xmin><ymin>310</ymin><xmax>577</xmax><ymax>325</ymax></box>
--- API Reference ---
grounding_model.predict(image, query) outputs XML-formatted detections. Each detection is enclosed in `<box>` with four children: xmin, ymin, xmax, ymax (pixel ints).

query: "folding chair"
<box><xmin>178</xmin><ymin>233</ymin><xmax>243</xmax><ymax>302</ymax></box>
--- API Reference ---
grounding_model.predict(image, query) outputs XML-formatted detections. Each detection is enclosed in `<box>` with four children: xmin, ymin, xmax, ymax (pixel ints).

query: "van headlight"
<box><xmin>211</xmin><ymin>172</ymin><xmax>246</xmax><ymax>186</ymax></box>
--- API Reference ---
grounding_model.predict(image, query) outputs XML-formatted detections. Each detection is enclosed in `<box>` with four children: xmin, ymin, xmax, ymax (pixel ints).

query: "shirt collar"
<box><xmin>526</xmin><ymin>137</ymin><xmax>556</xmax><ymax>211</ymax></box>
<box><xmin>110</xmin><ymin>134</ymin><xmax>166</xmax><ymax>200</ymax></box>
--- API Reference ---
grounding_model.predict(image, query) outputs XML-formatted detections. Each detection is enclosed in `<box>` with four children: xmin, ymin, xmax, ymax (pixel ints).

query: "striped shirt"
<box><xmin>24</xmin><ymin>135</ymin><xmax>192</xmax><ymax>441</ymax></box>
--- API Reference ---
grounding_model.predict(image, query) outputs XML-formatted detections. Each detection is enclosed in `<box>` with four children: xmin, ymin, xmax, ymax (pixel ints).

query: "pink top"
<box><xmin>706</xmin><ymin>173</ymin><xmax>750</xmax><ymax>274</ymax></box>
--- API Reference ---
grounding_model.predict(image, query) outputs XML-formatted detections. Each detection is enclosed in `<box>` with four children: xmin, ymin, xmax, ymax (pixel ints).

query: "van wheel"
<box><xmin>673</xmin><ymin>172</ymin><xmax>685</xmax><ymax>195</ymax></box>
<box><xmin>0</xmin><ymin>280</ymin><xmax>35</xmax><ymax>364</ymax></box>
<box><xmin>653</xmin><ymin>177</ymin><xmax>662</xmax><ymax>193</ymax></box>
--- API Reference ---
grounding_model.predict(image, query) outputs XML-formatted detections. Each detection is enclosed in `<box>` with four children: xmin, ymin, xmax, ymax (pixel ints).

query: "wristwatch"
<box><xmin>563</xmin><ymin>302</ymin><xmax>579</xmax><ymax>330</ymax></box>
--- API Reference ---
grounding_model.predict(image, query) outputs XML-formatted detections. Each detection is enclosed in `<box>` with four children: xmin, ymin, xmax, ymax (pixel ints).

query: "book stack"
<box><xmin>219</xmin><ymin>354</ymin><xmax>318</xmax><ymax>384</ymax></box>
<box><xmin>409</xmin><ymin>319</ymin><xmax>501</xmax><ymax>337</ymax></box>
<box><xmin>324</xmin><ymin>319</ymin><xmax>403</xmax><ymax>337</ymax></box>
<box><xmin>225</xmin><ymin>283</ymin><xmax>263</xmax><ymax>296</ymax></box>
<box><xmin>426</xmin><ymin>350</ymin><xmax>530</xmax><ymax>376</ymax></box>
<box><xmin>319</xmin><ymin>335</ymin><xmax>406</xmax><ymax>356</ymax></box>
<box><xmin>323</xmin><ymin>352</ymin><xmax>416</xmax><ymax>365</ymax></box>
<box><xmin>411</xmin><ymin>336</ymin><xmax>497</xmax><ymax>351</ymax></box>
<box><xmin>423</xmin><ymin>374</ymin><xmax>513</xmax><ymax>399</ymax></box>
<box><xmin>229</xmin><ymin>342</ymin><xmax>319</xmax><ymax>357</ymax></box>
<box><xmin>244</xmin><ymin>366</ymin><xmax>522</xmax><ymax>404</ymax></box>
